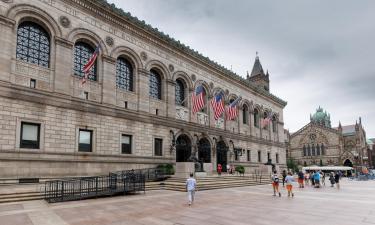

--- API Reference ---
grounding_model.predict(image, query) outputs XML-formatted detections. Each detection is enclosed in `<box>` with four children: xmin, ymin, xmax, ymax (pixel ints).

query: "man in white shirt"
<box><xmin>186</xmin><ymin>173</ymin><xmax>197</xmax><ymax>206</ymax></box>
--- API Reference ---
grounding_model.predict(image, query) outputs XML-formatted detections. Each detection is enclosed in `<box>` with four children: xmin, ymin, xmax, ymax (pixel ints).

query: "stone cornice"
<box><xmin>54</xmin><ymin>36</ymin><xmax>74</xmax><ymax>49</ymax></box>
<box><xmin>102</xmin><ymin>55</ymin><xmax>116</xmax><ymax>64</ymax></box>
<box><xmin>0</xmin><ymin>15</ymin><xmax>15</xmax><ymax>27</ymax></box>
<box><xmin>0</xmin><ymin>82</ymin><xmax>285</xmax><ymax>148</ymax></box>
<box><xmin>65</xmin><ymin>0</ymin><xmax>287</xmax><ymax>108</ymax></box>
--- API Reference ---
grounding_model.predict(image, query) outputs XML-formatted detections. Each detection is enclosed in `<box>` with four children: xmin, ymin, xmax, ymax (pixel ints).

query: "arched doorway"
<box><xmin>343</xmin><ymin>159</ymin><xmax>353</xmax><ymax>167</ymax></box>
<box><xmin>198</xmin><ymin>138</ymin><xmax>211</xmax><ymax>163</ymax></box>
<box><xmin>216</xmin><ymin>141</ymin><xmax>228</xmax><ymax>172</ymax></box>
<box><xmin>176</xmin><ymin>134</ymin><xmax>191</xmax><ymax>162</ymax></box>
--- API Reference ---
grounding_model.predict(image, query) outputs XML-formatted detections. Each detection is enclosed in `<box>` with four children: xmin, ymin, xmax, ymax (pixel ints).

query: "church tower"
<box><xmin>247</xmin><ymin>54</ymin><xmax>270</xmax><ymax>92</ymax></box>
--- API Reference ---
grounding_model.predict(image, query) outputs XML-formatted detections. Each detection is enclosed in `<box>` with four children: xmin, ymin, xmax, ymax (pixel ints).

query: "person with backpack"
<box><xmin>271</xmin><ymin>170</ymin><xmax>281</xmax><ymax>197</ymax></box>
<box><xmin>329</xmin><ymin>172</ymin><xmax>335</xmax><ymax>187</ymax></box>
<box><xmin>334</xmin><ymin>172</ymin><xmax>340</xmax><ymax>189</ymax></box>
<box><xmin>297</xmin><ymin>171</ymin><xmax>304</xmax><ymax>188</ymax></box>
<box><xmin>285</xmin><ymin>171</ymin><xmax>295</xmax><ymax>197</ymax></box>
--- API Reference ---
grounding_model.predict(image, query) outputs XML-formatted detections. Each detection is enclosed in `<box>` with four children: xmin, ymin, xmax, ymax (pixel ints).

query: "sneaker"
<box><xmin>273</xmin><ymin>194</ymin><xmax>276</xmax><ymax>196</ymax></box>
<box><xmin>278</xmin><ymin>192</ymin><xmax>281</xmax><ymax>197</ymax></box>
<box><xmin>292</xmin><ymin>193</ymin><xmax>294</xmax><ymax>197</ymax></box>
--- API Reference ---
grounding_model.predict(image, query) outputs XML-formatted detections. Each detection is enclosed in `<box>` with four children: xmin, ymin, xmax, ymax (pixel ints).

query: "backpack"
<box><xmin>273</xmin><ymin>175</ymin><xmax>279</xmax><ymax>183</ymax></box>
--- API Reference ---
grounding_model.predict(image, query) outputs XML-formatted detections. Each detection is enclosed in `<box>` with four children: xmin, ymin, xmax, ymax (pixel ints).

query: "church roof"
<box><xmin>310</xmin><ymin>106</ymin><xmax>331</xmax><ymax>128</ymax></box>
<box><xmin>250</xmin><ymin>56</ymin><xmax>265</xmax><ymax>76</ymax></box>
<box><xmin>92</xmin><ymin>1</ymin><xmax>288</xmax><ymax>107</ymax></box>
<box><xmin>333</xmin><ymin>124</ymin><xmax>356</xmax><ymax>136</ymax></box>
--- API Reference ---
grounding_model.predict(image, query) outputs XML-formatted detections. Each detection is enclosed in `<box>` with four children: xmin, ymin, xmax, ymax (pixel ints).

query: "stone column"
<box><xmin>137</xmin><ymin>68</ymin><xmax>150</xmax><ymax>113</ymax></box>
<box><xmin>101</xmin><ymin>55</ymin><xmax>116</xmax><ymax>105</ymax></box>
<box><xmin>166</xmin><ymin>79</ymin><xmax>176</xmax><ymax>118</ymax></box>
<box><xmin>54</xmin><ymin>37</ymin><xmax>74</xmax><ymax>95</ymax></box>
<box><xmin>0</xmin><ymin>17</ymin><xmax>15</xmax><ymax>82</ymax></box>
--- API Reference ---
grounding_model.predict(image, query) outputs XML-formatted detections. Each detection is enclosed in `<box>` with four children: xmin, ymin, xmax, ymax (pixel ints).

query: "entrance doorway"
<box><xmin>343</xmin><ymin>159</ymin><xmax>353</xmax><ymax>167</ymax></box>
<box><xmin>198</xmin><ymin>138</ymin><xmax>211</xmax><ymax>163</ymax></box>
<box><xmin>176</xmin><ymin>134</ymin><xmax>191</xmax><ymax>162</ymax></box>
<box><xmin>216</xmin><ymin>141</ymin><xmax>228</xmax><ymax>172</ymax></box>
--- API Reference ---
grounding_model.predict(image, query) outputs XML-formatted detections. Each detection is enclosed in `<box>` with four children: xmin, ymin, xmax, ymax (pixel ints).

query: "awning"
<box><xmin>302</xmin><ymin>166</ymin><xmax>352</xmax><ymax>171</ymax></box>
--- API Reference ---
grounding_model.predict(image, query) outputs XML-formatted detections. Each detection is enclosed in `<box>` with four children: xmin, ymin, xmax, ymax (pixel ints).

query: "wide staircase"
<box><xmin>0</xmin><ymin>174</ymin><xmax>271</xmax><ymax>203</ymax></box>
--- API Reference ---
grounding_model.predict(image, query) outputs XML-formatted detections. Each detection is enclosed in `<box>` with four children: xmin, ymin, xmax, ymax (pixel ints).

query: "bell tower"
<box><xmin>247</xmin><ymin>53</ymin><xmax>270</xmax><ymax>92</ymax></box>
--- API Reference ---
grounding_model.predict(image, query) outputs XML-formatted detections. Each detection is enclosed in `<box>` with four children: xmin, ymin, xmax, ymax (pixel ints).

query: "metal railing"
<box><xmin>44</xmin><ymin>168</ymin><xmax>167</xmax><ymax>203</ymax></box>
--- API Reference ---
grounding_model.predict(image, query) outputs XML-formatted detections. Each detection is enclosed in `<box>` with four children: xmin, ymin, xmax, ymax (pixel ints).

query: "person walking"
<box><xmin>304</xmin><ymin>172</ymin><xmax>310</xmax><ymax>186</ymax></box>
<box><xmin>321</xmin><ymin>172</ymin><xmax>326</xmax><ymax>186</ymax></box>
<box><xmin>271</xmin><ymin>171</ymin><xmax>281</xmax><ymax>197</ymax></box>
<box><xmin>313</xmin><ymin>171</ymin><xmax>321</xmax><ymax>188</ymax></box>
<box><xmin>186</xmin><ymin>173</ymin><xmax>197</xmax><ymax>206</ymax></box>
<box><xmin>334</xmin><ymin>172</ymin><xmax>340</xmax><ymax>189</ymax></box>
<box><xmin>226</xmin><ymin>164</ymin><xmax>230</xmax><ymax>175</ymax></box>
<box><xmin>310</xmin><ymin>171</ymin><xmax>315</xmax><ymax>186</ymax></box>
<box><xmin>217</xmin><ymin>164</ymin><xmax>222</xmax><ymax>176</ymax></box>
<box><xmin>297</xmin><ymin>171</ymin><xmax>304</xmax><ymax>188</ymax></box>
<box><xmin>285</xmin><ymin>172</ymin><xmax>295</xmax><ymax>197</ymax></box>
<box><xmin>282</xmin><ymin>170</ymin><xmax>287</xmax><ymax>187</ymax></box>
<box><xmin>329</xmin><ymin>172</ymin><xmax>335</xmax><ymax>187</ymax></box>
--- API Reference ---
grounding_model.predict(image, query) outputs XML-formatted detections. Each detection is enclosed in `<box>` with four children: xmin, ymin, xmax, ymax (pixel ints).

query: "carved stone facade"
<box><xmin>289</xmin><ymin>107</ymin><xmax>369</xmax><ymax>168</ymax></box>
<box><xmin>0</xmin><ymin>0</ymin><xmax>287</xmax><ymax>178</ymax></box>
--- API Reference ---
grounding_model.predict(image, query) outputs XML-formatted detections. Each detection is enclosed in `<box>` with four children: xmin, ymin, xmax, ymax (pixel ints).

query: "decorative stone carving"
<box><xmin>191</xmin><ymin>74</ymin><xmax>196</xmax><ymax>81</ymax></box>
<box><xmin>140</xmin><ymin>51</ymin><xmax>147</xmax><ymax>61</ymax></box>
<box><xmin>176</xmin><ymin>106</ymin><xmax>188</xmax><ymax>121</ymax></box>
<box><xmin>105</xmin><ymin>36</ymin><xmax>114</xmax><ymax>47</ymax></box>
<box><xmin>59</xmin><ymin>16</ymin><xmax>70</xmax><ymax>28</ymax></box>
<box><xmin>197</xmin><ymin>112</ymin><xmax>209</xmax><ymax>126</ymax></box>
<box><xmin>215</xmin><ymin>118</ymin><xmax>224</xmax><ymax>129</ymax></box>
<box><xmin>168</xmin><ymin>64</ymin><xmax>174</xmax><ymax>72</ymax></box>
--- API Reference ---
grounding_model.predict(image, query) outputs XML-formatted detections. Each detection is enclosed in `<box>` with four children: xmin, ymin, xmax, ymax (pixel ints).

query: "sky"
<box><xmin>107</xmin><ymin>0</ymin><xmax>375</xmax><ymax>138</ymax></box>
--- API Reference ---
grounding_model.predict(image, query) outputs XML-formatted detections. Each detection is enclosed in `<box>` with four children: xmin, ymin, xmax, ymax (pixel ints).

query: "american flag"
<box><xmin>80</xmin><ymin>42</ymin><xmax>102</xmax><ymax>86</ymax></box>
<box><xmin>261</xmin><ymin>113</ymin><xmax>273</xmax><ymax>128</ymax></box>
<box><xmin>226</xmin><ymin>96</ymin><xmax>242</xmax><ymax>121</ymax></box>
<box><xmin>192</xmin><ymin>85</ymin><xmax>205</xmax><ymax>114</ymax></box>
<box><xmin>210</xmin><ymin>92</ymin><xmax>225</xmax><ymax>120</ymax></box>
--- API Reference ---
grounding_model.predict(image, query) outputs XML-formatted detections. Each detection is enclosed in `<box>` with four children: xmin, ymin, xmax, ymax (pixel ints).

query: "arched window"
<box><xmin>263</xmin><ymin>112</ymin><xmax>268</xmax><ymax>129</ymax></box>
<box><xmin>307</xmin><ymin>144</ymin><xmax>311</xmax><ymax>156</ymax></box>
<box><xmin>272</xmin><ymin>116</ymin><xmax>277</xmax><ymax>133</ymax></box>
<box><xmin>254</xmin><ymin>108</ymin><xmax>259</xmax><ymax>127</ymax></box>
<box><xmin>175</xmin><ymin>79</ymin><xmax>185</xmax><ymax>106</ymax></box>
<box><xmin>149</xmin><ymin>69</ymin><xmax>161</xmax><ymax>99</ymax></box>
<box><xmin>242</xmin><ymin>105</ymin><xmax>248</xmax><ymax>124</ymax></box>
<box><xmin>321</xmin><ymin>144</ymin><xmax>325</xmax><ymax>155</ymax></box>
<box><xmin>303</xmin><ymin>145</ymin><xmax>306</xmax><ymax>156</ymax></box>
<box><xmin>312</xmin><ymin>144</ymin><xmax>316</xmax><ymax>156</ymax></box>
<box><xmin>316</xmin><ymin>144</ymin><xmax>320</xmax><ymax>155</ymax></box>
<box><xmin>74</xmin><ymin>42</ymin><xmax>97</xmax><ymax>81</ymax></box>
<box><xmin>116</xmin><ymin>57</ymin><xmax>133</xmax><ymax>91</ymax></box>
<box><xmin>16</xmin><ymin>22</ymin><xmax>50</xmax><ymax>68</ymax></box>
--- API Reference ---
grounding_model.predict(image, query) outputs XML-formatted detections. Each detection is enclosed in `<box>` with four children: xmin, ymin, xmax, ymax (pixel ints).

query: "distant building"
<box><xmin>367</xmin><ymin>139</ymin><xmax>375</xmax><ymax>168</ymax></box>
<box><xmin>288</xmin><ymin>107</ymin><xmax>368</xmax><ymax>167</ymax></box>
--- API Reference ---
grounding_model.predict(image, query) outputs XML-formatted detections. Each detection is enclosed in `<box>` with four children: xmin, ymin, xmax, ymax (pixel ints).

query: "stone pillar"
<box><xmin>137</xmin><ymin>68</ymin><xmax>150</xmax><ymax>113</ymax></box>
<box><xmin>166</xmin><ymin>79</ymin><xmax>176</xmax><ymax>118</ymax></box>
<box><xmin>0</xmin><ymin>16</ymin><xmax>15</xmax><ymax>82</ymax></box>
<box><xmin>54</xmin><ymin>37</ymin><xmax>74</xmax><ymax>95</ymax></box>
<box><xmin>101</xmin><ymin>55</ymin><xmax>116</xmax><ymax>105</ymax></box>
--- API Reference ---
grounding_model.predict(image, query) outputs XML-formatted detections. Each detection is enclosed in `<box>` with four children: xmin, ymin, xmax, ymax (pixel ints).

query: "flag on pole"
<box><xmin>261</xmin><ymin>113</ymin><xmax>273</xmax><ymax>128</ymax></box>
<box><xmin>226</xmin><ymin>96</ymin><xmax>242</xmax><ymax>120</ymax></box>
<box><xmin>210</xmin><ymin>92</ymin><xmax>225</xmax><ymax>120</ymax></box>
<box><xmin>192</xmin><ymin>85</ymin><xmax>205</xmax><ymax>114</ymax></box>
<box><xmin>80</xmin><ymin>42</ymin><xmax>102</xmax><ymax>86</ymax></box>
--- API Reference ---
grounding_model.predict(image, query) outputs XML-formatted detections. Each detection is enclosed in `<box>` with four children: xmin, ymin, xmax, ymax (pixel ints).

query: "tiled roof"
<box><xmin>334</xmin><ymin>124</ymin><xmax>356</xmax><ymax>135</ymax></box>
<box><xmin>250</xmin><ymin>56</ymin><xmax>264</xmax><ymax>76</ymax></box>
<box><xmin>93</xmin><ymin>0</ymin><xmax>287</xmax><ymax>107</ymax></box>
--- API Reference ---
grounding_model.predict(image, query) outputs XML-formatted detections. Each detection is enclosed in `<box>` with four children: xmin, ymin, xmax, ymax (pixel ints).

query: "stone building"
<box><xmin>0</xmin><ymin>0</ymin><xmax>287</xmax><ymax>178</ymax></box>
<box><xmin>367</xmin><ymin>138</ymin><xmax>375</xmax><ymax>168</ymax></box>
<box><xmin>289</xmin><ymin>107</ymin><xmax>368</xmax><ymax>168</ymax></box>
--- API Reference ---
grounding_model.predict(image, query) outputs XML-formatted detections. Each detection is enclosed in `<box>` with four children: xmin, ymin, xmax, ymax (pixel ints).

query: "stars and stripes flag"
<box><xmin>226</xmin><ymin>96</ymin><xmax>242</xmax><ymax>120</ymax></box>
<box><xmin>261</xmin><ymin>113</ymin><xmax>273</xmax><ymax>128</ymax></box>
<box><xmin>210</xmin><ymin>92</ymin><xmax>225</xmax><ymax>120</ymax></box>
<box><xmin>80</xmin><ymin>41</ymin><xmax>102</xmax><ymax>86</ymax></box>
<box><xmin>192</xmin><ymin>85</ymin><xmax>205</xmax><ymax>114</ymax></box>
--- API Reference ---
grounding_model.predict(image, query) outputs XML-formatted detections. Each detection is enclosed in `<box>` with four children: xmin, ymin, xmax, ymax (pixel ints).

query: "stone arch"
<box><xmin>172</xmin><ymin>71</ymin><xmax>193</xmax><ymax>89</ymax></box>
<box><xmin>145</xmin><ymin>59</ymin><xmax>170</xmax><ymax>80</ymax></box>
<box><xmin>211</xmin><ymin>86</ymin><xmax>225</xmax><ymax>98</ymax></box>
<box><xmin>175</xmin><ymin>133</ymin><xmax>192</xmax><ymax>162</ymax></box>
<box><xmin>67</xmin><ymin>28</ymin><xmax>108</xmax><ymax>55</ymax></box>
<box><xmin>194</xmin><ymin>80</ymin><xmax>210</xmax><ymax>96</ymax></box>
<box><xmin>227</xmin><ymin>93</ymin><xmax>238</xmax><ymax>103</ymax></box>
<box><xmin>343</xmin><ymin>158</ymin><xmax>353</xmax><ymax>167</ymax></box>
<box><xmin>240</xmin><ymin>99</ymin><xmax>251</xmax><ymax>109</ymax></box>
<box><xmin>110</xmin><ymin>46</ymin><xmax>143</xmax><ymax>69</ymax></box>
<box><xmin>7</xmin><ymin>4</ymin><xmax>62</xmax><ymax>37</ymax></box>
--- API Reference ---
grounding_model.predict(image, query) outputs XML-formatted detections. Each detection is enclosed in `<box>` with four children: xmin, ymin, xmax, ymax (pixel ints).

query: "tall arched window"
<box><xmin>74</xmin><ymin>42</ymin><xmax>97</xmax><ymax>81</ymax></box>
<box><xmin>116</xmin><ymin>57</ymin><xmax>133</xmax><ymax>91</ymax></box>
<box><xmin>254</xmin><ymin>108</ymin><xmax>259</xmax><ymax>127</ymax></box>
<box><xmin>303</xmin><ymin>145</ymin><xmax>306</xmax><ymax>156</ymax></box>
<box><xmin>242</xmin><ymin>105</ymin><xmax>248</xmax><ymax>124</ymax></box>
<box><xmin>175</xmin><ymin>79</ymin><xmax>185</xmax><ymax>106</ymax></box>
<box><xmin>263</xmin><ymin>112</ymin><xmax>268</xmax><ymax>130</ymax></box>
<box><xmin>321</xmin><ymin>144</ymin><xmax>325</xmax><ymax>155</ymax></box>
<box><xmin>307</xmin><ymin>144</ymin><xmax>311</xmax><ymax>156</ymax></box>
<box><xmin>316</xmin><ymin>144</ymin><xmax>320</xmax><ymax>155</ymax></box>
<box><xmin>312</xmin><ymin>144</ymin><xmax>316</xmax><ymax>156</ymax></box>
<box><xmin>149</xmin><ymin>69</ymin><xmax>161</xmax><ymax>99</ymax></box>
<box><xmin>16</xmin><ymin>22</ymin><xmax>50</xmax><ymax>68</ymax></box>
<box><xmin>272</xmin><ymin>116</ymin><xmax>277</xmax><ymax>133</ymax></box>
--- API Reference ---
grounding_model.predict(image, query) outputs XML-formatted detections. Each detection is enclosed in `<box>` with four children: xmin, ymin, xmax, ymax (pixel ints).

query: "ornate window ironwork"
<box><xmin>242</xmin><ymin>105</ymin><xmax>248</xmax><ymax>124</ymax></box>
<box><xmin>254</xmin><ymin>108</ymin><xmax>259</xmax><ymax>127</ymax></box>
<box><xmin>16</xmin><ymin>22</ymin><xmax>50</xmax><ymax>68</ymax></box>
<box><xmin>149</xmin><ymin>69</ymin><xmax>161</xmax><ymax>99</ymax></box>
<box><xmin>74</xmin><ymin>42</ymin><xmax>97</xmax><ymax>81</ymax></box>
<box><xmin>116</xmin><ymin>57</ymin><xmax>133</xmax><ymax>91</ymax></box>
<box><xmin>175</xmin><ymin>79</ymin><xmax>185</xmax><ymax>106</ymax></box>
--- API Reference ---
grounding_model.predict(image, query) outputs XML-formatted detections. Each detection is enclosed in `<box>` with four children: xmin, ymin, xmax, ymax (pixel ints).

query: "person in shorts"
<box><xmin>297</xmin><ymin>171</ymin><xmax>304</xmax><ymax>188</ymax></box>
<box><xmin>186</xmin><ymin>173</ymin><xmax>197</xmax><ymax>206</ymax></box>
<box><xmin>271</xmin><ymin>170</ymin><xmax>281</xmax><ymax>197</ymax></box>
<box><xmin>285</xmin><ymin>172</ymin><xmax>295</xmax><ymax>197</ymax></box>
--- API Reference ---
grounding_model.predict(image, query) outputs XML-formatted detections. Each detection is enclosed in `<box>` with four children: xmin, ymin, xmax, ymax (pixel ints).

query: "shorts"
<box><xmin>272</xmin><ymin>182</ymin><xmax>279</xmax><ymax>187</ymax></box>
<box><xmin>298</xmin><ymin>178</ymin><xmax>304</xmax><ymax>184</ymax></box>
<box><xmin>286</xmin><ymin>184</ymin><xmax>293</xmax><ymax>191</ymax></box>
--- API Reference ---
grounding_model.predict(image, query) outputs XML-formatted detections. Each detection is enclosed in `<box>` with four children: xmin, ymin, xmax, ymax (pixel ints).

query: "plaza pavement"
<box><xmin>0</xmin><ymin>179</ymin><xmax>374</xmax><ymax>225</ymax></box>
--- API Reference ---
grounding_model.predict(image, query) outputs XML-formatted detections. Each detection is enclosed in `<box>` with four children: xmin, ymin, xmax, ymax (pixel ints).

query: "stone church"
<box><xmin>288</xmin><ymin>107</ymin><xmax>368</xmax><ymax>168</ymax></box>
<box><xmin>0</xmin><ymin>0</ymin><xmax>287</xmax><ymax>178</ymax></box>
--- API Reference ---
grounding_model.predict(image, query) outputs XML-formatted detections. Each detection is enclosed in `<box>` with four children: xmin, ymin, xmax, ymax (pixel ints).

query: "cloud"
<box><xmin>108</xmin><ymin>0</ymin><xmax>375</xmax><ymax>138</ymax></box>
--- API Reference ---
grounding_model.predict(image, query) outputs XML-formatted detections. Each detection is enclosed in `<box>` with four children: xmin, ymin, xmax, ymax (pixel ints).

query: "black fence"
<box><xmin>44</xmin><ymin>168</ymin><xmax>167</xmax><ymax>203</ymax></box>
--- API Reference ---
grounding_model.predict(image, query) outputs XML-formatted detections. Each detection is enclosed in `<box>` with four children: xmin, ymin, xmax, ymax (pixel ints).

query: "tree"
<box><xmin>287</xmin><ymin>158</ymin><xmax>299</xmax><ymax>173</ymax></box>
<box><xmin>319</xmin><ymin>159</ymin><xmax>323</xmax><ymax>166</ymax></box>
